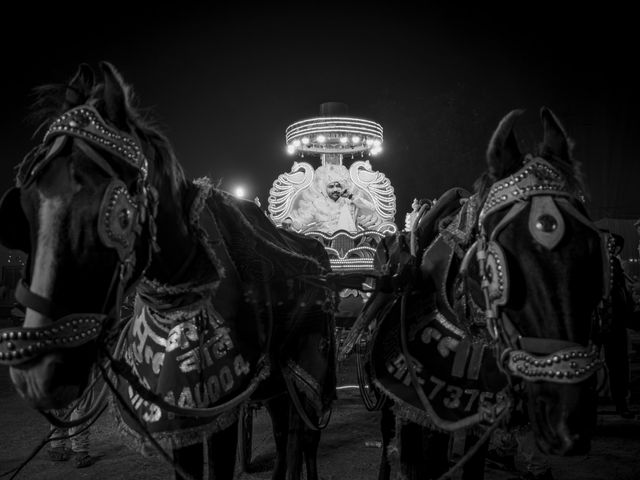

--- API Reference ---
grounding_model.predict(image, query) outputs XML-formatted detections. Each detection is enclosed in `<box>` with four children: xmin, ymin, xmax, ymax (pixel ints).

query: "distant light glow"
<box><xmin>351</xmin><ymin>135</ymin><xmax>361</xmax><ymax>144</ymax></box>
<box><xmin>316</xmin><ymin>134</ymin><xmax>326</xmax><ymax>143</ymax></box>
<box><xmin>286</xmin><ymin>144</ymin><xmax>296</xmax><ymax>154</ymax></box>
<box><xmin>301</xmin><ymin>136</ymin><xmax>310</xmax><ymax>145</ymax></box>
<box><xmin>339</xmin><ymin>136</ymin><xmax>348</xmax><ymax>144</ymax></box>
<box><xmin>365</xmin><ymin>138</ymin><xmax>374</xmax><ymax>146</ymax></box>
<box><xmin>292</xmin><ymin>139</ymin><xmax>301</xmax><ymax>147</ymax></box>
<box><xmin>234</xmin><ymin>186</ymin><xmax>246</xmax><ymax>198</ymax></box>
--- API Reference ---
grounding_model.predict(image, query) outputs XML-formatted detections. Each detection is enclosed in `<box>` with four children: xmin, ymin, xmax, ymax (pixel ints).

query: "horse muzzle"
<box><xmin>9</xmin><ymin>352</ymin><xmax>83</xmax><ymax>410</ymax></box>
<box><xmin>527</xmin><ymin>380</ymin><xmax>597</xmax><ymax>456</ymax></box>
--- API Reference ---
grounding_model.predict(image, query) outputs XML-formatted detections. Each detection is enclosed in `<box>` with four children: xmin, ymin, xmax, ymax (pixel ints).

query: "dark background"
<box><xmin>1</xmin><ymin>3</ymin><xmax>637</xmax><ymax>232</ymax></box>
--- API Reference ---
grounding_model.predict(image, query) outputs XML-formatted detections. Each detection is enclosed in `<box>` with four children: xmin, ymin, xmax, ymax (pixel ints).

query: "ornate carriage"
<box><xmin>240</xmin><ymin>103</ymin><xmax>398</xmax><ymax>472</ymax></box>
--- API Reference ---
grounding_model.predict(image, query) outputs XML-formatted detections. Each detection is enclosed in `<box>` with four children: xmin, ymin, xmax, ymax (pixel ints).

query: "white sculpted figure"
<box><xmin>290</xmin><ymin>164</ymin><xmax>378</xmax><ymax>233</ymax></box>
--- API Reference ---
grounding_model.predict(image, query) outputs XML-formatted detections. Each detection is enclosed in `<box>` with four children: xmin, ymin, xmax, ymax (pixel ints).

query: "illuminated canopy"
<box><xmin>285</xmin><ymin>116</ymin><xmax>383</xmax><ymax>155</ymax></box>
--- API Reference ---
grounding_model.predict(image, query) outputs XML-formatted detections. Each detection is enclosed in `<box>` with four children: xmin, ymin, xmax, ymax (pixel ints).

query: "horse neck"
<box><xmin>144</xmin><ymin>179</ymin><xmax>199</xmax><ymax>286</ymax></box>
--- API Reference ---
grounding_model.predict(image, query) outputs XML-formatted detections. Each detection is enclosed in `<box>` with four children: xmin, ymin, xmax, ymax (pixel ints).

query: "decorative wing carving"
<box><xmin>349</xmin><ymin>160</ymin><xmax>397</xmax><ymax>234</ymax></box>
<box><xmin>267</xmin><ymin>161</ymin><xmax>314</xmax><ymax>224</ymax></box>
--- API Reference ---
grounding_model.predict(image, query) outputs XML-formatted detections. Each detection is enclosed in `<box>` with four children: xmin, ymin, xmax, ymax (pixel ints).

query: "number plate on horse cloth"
<box><xmin>112</xmin><ymin>302</ymin><xmax>257</xmax><ymax>448</ymax></box>
<box><xmin>371</xmin><ymin>295</ymin><xmax>509</xmax><ymax>430</ymax></box>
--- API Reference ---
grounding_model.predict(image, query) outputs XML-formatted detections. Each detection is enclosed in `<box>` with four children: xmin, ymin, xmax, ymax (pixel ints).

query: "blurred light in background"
<box><xmin>234</xmin><ymin>186</ymin><xmax>246</xmax><ymax>198</ymax></box>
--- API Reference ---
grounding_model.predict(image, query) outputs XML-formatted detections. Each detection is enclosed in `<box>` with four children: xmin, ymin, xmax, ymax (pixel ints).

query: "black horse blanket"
<box><xmin>112</xmin><ymin>178</ymin><xmax>335</xmax><ymax>451</ymax></box>
<box><xmin>368</xmin><ymin>188</ymin><xmax>510</xmax><ymax>431</ymax></box>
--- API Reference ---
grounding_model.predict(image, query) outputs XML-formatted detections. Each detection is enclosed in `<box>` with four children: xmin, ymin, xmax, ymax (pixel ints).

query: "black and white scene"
<box><xmin>0</xmin><ymin>3</ymin><xmax>638</xmax><ymax>480</ymax></box>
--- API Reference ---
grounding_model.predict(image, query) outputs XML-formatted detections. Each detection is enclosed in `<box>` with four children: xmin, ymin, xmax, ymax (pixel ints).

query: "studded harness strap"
<box><xmin>461</xmin><ymin>156</ymin><xmax>603</xmax><ymax>384</ymax></box>
<box><xmin>0</xmin><ymin>105</ymin><xmax>158</xmax><ymax>366</ymax></box>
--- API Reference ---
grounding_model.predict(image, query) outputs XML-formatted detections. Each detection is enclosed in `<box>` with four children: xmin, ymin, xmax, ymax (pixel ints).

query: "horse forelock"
<box><xmin>472</xmin><ymin>171</ymin><xmax>495</xmax><ymax>207</ymax></box>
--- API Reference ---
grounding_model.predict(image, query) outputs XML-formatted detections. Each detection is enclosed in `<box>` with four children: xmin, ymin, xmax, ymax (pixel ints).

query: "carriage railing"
<box><xmin>299</xmin><ymin>229</ymin><xmax>386</xmax><ymax>359</ymax></box>
<box><xmin>302</xmin><ymin>229</ymin><xmax>385</xmax><ymax>273</ymax></box>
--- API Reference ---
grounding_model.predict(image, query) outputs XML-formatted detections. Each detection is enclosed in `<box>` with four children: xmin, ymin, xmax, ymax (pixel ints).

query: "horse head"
<box><xmin>0</xmin><ymin>62</ymin><xmax>173</xmax><ymax>410</ymax></box>
<box><xmin>466</xmin><ymin>107</ymin><xmax>604</xmax><ymax>454</ymax></box>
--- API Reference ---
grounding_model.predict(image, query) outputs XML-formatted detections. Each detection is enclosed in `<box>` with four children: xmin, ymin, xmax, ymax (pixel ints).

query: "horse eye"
<box><xmin>535</xmin><ymin>214</ymin><xmax>558</xmax><ymax>233</ymax></box>
<box><xmin>118</xmin><ymin>208</ymin><xmax>131</xmax><ymax>229</ymax></box>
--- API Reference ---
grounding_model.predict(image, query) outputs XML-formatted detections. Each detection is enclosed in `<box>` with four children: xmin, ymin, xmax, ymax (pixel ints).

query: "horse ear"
<box><xmin>99</xmin><ymin>61</ymin><xmax>130</xmax><ymax>129</ymax></box>
<box><xmin>540</xmin><ymin>106</ymin><xmax>570</xmax><ymax>162</ymax></box>
<box><xmin>63</xmin><ymin>63</ymin><xmax>95</xmax><ymax>108</ymax></box>
<box><xmin>486</xmin><ymin>109</ymin><xmax>524</xmax><ymax>179</ymax></box>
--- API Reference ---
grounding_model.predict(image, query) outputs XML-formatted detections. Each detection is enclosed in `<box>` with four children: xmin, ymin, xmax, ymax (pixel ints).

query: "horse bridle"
<box><xmin>461</xmin><ymin>156</ymin><xmax>603</xmax><ymax>384</ymax></box>
<box><xmin>0</xmin><ymin>105</ymin><xmax>158</xmax><ymax>366</ymax></box>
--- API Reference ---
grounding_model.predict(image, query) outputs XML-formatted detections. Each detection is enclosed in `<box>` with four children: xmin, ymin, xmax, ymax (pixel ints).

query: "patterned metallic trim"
<box><xmin>44</xmin><ymin>105</ymin><xmax>148</xmax><ymax>175</ymax></box>
<box><xmin>441</xmin><ymin>196</ymin><xmax>479</xmax><ymax>249</ymax></box>
<box><xmin>506</xmin><ymin>345</ymin><xmax>603</xmax><ymax>383</ymax></box>
<box><xmin>479</xmin><ymin>157</ymin><xmax>572</xmax><ymax>224</ymax></box>
<box><xmin>0</xmin><ymin>315</ymin><xmax>104</xmax><ymax>365</ymax></box>
<box><xmin>434</xmin><ymin>309</ymin><xmax>465</xmax><ymax>338</ymax></box>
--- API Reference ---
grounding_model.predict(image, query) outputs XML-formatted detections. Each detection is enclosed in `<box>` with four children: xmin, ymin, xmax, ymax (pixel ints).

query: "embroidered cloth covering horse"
<box><xmin>111</xmin><ymin>178</ymin><xmax>336</xmax><ymax>450</ymax></box>
<box><xmin>368</xmin><ymin>191</ymin><xmax>510</xmax><ymax>431</ymax></box>
<box><xmin>348</xmin><ymin>108</ymin><xmax>606</xmax><ymax>454</ymax></box>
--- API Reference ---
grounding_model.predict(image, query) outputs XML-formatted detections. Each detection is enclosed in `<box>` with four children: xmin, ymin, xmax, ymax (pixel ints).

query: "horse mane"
<box><xmin>26</xmin><ymin>77</ymin><xmax>189</xmax><ymax>209</ymax></box>
<box><xmin>472</xmin><ymin>171</ymin><xmax>494</xmax><ymax>204</ymax></box>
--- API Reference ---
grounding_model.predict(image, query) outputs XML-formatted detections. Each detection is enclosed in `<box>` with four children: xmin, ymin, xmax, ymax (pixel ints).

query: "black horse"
<box><xmin>347</xmin><ymin>108</ymin><xmax>605</xmax><ymax>479</ymax></box>
<box><xmin>0</xmin><ymin>62</ymin><xmax>335</xmax><ymax>480</ymax></box>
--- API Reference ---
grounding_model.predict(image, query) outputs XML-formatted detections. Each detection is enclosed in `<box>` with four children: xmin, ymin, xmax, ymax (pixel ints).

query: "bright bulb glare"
<box><xmin>339</xmin><ymin>137</ymin><xmax>348</xmax><ymax>144</ymax></box>
<box><xmin>352</xmin><ymin>135</ymin><xmax>361</xmax><ymax>143</ymax></box>
<box><xmin>286</xmin><ymin>145</ymin><xmax>296</xmax><ymax>154</ymax></box>
<box><xmin>365</xmin><ymin>138</ymin><xmax>374</xmax><ymax>146</ymax></box>
<box><xmin>316</xmin><ymin>134</ymin><xmax>326</xmax><ymax>143</ymax></box>
<box><xmin>292</xmin><ymin>139</ymin><xmax>301</xmax><ymax>147</ymax></box>
<box><xmin>234</xmin><ymin>186</ymin><xmax>246</xmax><ymax>198</ymax></box>
<box><xmin>301</xmin><ymin>137</ymin><xmax>310</xmax><ymax>145</ymax></box>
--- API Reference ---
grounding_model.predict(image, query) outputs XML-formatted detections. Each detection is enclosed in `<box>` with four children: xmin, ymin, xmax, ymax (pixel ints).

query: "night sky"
<box><xmin>1</xmin><ymin>3</ymin><xmax>638</xmax><ymax>225</ymax></box>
